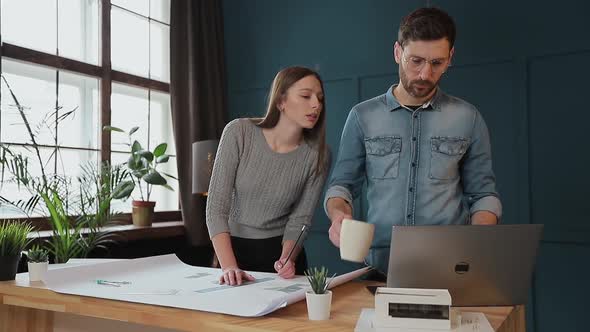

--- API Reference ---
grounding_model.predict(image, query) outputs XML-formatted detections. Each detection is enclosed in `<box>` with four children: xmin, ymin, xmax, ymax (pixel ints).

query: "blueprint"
<box><xmin>43</xmin><ymin>254</ymin><xmax>370</xmax><ymax>317</ymax></box>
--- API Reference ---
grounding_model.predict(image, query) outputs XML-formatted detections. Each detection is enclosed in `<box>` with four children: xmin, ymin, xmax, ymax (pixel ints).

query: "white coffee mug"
<box><xmin>339</xmin><ymin>218</ymin><xmax>374</xmax><ymax>262</ymax></box>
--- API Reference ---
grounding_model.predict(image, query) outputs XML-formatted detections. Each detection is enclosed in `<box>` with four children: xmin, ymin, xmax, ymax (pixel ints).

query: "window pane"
<box><xmin>111</xmin><ymin>7</ymin><xmax>149</xmax><ymax>77</ymax></box>
<box><xmin>0</xmin><ymin>147</ymin><xmax>99</xmax><ymax>219</ymax></box>
<box><xmin>1</xmin><ymin>60</ymin><xmax>56</xmax><ymax>145</ymax></box>
<box><xmin>112</xmin><ymin>0</ymin><xmax>149</xmax><ymax>17</ymax></box>
<box><xmin>150</xmin><ymin>0</ymin><xmax>170</xmax><ymax>24</ymax></box>
<box><xmin>111</xmin><ymin>83</ymin><xmax>149</xmax><ymax>152</ymax></box>
<box><xmin>149</xmin><ymin>91</ymin><xmax>174</xmax><ymax>156</ymax></box>
<box><xmin>1</xmin><ymin>0</ymin><xmax>57</xmax><ymax>54</ymax></box>
<box><xmin>58</xmin><ymin>72</ymin><xmax>100</xmax><ymax>149</ymax></box>
<box><xmin>58</xmin><ymin>0</ymin><xmax>101</xmax><ymax>65</ymax></box>
<box><xmin>0</xmin><ymin>146</ymin><xmax>56</xmax><ymax>218</ymax></box>
<box><xmin>150</xmin><ymin>21</ymin><xmax>170</xmax><ymax>82</ymax></box>
<box><xmin>56</xmin><ymin>148</ymin><xmax>100</xmax><ymax>183</ymax></box>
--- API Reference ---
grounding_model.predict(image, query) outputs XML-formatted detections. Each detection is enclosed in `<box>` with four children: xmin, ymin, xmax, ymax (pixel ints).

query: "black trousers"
<box><xmin>231</xmin><ymin>236</ymin><xmax>308</xmax><ymax>275</ymax></box>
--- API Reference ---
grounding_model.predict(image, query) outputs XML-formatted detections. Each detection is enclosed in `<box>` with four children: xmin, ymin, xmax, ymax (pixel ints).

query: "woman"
<box><xmin>206</xmin><ymin>66</ymin><xmax>329</xmax><ymax>286</ymax></box>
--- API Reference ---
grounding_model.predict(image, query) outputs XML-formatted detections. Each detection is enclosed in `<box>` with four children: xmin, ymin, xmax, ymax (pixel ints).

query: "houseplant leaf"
<box><xmin>128</xmin><ymin>126</ymin><xmax>140</xmax><ymax>136</ymax></box>
<box><xmin>131</xmin><ymin>140</ymin><xmax>142</xmax><ymax>154</ymax></box>
<box><xmin>161</xmin><ymin>172</ymin><xmax>178</xmax><ymax>180</ymax></box>
<box><xmin>153</xmin><ymin>143</ymin><xmax>167</xmax><ymax>157</ymax></box>
<box><xmin>136</xmin><ymin>150</ymin><xmax>154</xmax><ymax>162</ymax></box>
<box><xmin>112</xmin><ymin>181</ymin><xmax>135</xmax><ymax>200</ymax></box>
<box><xmin>143</xmin><ymin>171</ymin><xmax>167</xmax><ymax>185</ymax></box>
<box><xmin>103</xmin><ymin>125</ymin><xmax>125</xmax><ymax>133</ymax></box>
<box><xmin>155</xmin><ymin>155</ymin><xmax>169</xmax><ymax>163</ymax></box>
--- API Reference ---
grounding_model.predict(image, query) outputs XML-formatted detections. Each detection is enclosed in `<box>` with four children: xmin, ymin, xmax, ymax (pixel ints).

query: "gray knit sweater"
<box><xmin>206</xmin><ymin>119</ymin><xmax>327</xmax><ymax>242</ymax></box>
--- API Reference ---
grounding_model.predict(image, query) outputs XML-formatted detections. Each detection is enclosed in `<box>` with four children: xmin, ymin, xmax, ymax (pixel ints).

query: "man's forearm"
<box><xmin>327</xmin><ymin>197</ymin><xmax>352</xmax><ymax>221</ymax></box>
<box><xmin>471</xmin><ymin>210</ymin><xmax>498</xmax><ymax>225</ymax></box>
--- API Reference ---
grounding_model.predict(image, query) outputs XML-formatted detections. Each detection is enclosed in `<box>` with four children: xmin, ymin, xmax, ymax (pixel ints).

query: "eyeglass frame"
<box><xmin>399</xmin><ymin>45</ymin><xmax>452</xmax><ymax>74</ymax></box>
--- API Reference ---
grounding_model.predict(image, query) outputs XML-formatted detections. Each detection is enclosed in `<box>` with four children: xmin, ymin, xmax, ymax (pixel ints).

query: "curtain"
<box><xmin>170</xmin><ymin>0</ymin><xmax>227</xmax><ymax>248</ymax></box>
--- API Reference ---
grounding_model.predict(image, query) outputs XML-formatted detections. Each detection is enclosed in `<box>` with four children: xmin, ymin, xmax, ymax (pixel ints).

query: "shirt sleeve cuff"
<box><xmin>283</xmin><ymin>220</ymin><xmax>309</xmax><ymax>243</ymax></box>
<box><xmin>470</xmin><ymin>195</ymin><xmax>502</xmax><ymax>219</ymax></box>
<box><xmin>206</xmin><ymin>217</ymin><xmax>230</xmax><ymax>239</ymax></box>
<box><xmin>323</xmin><ymin>185</ymin><xmax>354</xmax><ymax>217</ymax></box>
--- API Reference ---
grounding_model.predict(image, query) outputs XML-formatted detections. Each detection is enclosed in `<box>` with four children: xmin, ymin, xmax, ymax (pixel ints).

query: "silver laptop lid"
<box><xmin>386</xmin><ymin>224</ymin><xmax>543</xmax><ymax>306</ymax></box>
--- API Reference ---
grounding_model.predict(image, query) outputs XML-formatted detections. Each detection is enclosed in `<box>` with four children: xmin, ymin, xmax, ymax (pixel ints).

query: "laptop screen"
<box><xmin>386</xmin><ymin>224</ymin><xmax>542</xmax><ymax>306</ymax></box>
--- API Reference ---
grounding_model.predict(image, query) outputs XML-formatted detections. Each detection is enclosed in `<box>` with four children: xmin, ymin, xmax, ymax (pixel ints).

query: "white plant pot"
<box><xmin>27</xmin><ymin>261</ymin><xmax>48</xmax><ymax>282</ymax></box>
<box><xmin>305</xmin><ymin>290</ymin><xmax>332</xmax><ymax>321</ymax></box>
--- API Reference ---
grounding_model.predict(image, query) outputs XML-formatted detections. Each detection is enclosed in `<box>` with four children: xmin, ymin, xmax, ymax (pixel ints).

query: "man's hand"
<box><xmin>274</xmin><ymin>258</ymin><xmax>296</xmax><ymax>279</ymax></box>
<box><xmin>471</xmin><ymin>211</ymin><xmax>498</xmax><ymax>225</ymax></box>
<box><xmin>219</xmin><ymin>266</ymin><xmax>255</xmax><ymax>286</ymax></box>
<box><xmin>326</xmin><ymin>198</ymin><xmax>353</xmax><ymax>248</ymax></box>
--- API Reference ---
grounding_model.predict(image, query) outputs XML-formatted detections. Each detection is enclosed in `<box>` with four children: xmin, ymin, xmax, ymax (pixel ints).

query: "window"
<box><xmin>111</xmin><ymin>0</ymin><xmax>170</xmax><ymax>82</ymax></box>
<box><xmin>0</xmin><ymin>0</ymin><xmax>177</xmax><ymax>222</ymax></box>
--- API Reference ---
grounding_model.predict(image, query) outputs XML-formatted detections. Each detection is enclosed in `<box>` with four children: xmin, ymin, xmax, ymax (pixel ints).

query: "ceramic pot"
<box><xmin>132</xmin><ymin>200</ymin><xmax>156</xmax><ymax>226</ymax></box>
<box><xmin>305</xmin><ymin>290</ymin><xmax>332</xmax><ymax>321</ymax></box>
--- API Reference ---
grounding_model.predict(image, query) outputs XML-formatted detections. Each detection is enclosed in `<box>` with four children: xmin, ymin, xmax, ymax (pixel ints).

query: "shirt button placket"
<box><xmin>407</xmin><ymin>110</ymin><xmax>420</xmax><ymax>226</ymax></box>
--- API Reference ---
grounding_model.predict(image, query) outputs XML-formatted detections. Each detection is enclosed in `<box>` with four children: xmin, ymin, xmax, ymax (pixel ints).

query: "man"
<box><xmin>324</xmin><ymin>7</ymin><xmax>501</xmax><ymax>275</ymax></box>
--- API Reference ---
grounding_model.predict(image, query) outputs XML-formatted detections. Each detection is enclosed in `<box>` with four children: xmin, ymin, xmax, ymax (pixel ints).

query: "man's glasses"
<box><xmin>401</xmin><ymin>48</ymin><xmax>450</xmax><ymax>74</ymax></box>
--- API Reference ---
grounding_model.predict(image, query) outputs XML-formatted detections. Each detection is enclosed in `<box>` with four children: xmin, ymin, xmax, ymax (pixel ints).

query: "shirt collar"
<box><xmin>385</xmin><ymin>84</ymin><xmax>443</xmax><ymax>112</ymax></box>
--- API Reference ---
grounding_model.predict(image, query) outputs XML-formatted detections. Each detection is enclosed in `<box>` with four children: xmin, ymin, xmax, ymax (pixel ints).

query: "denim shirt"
<box><xmin>324</xmin><ymin>85</ymin><xmax>502</xmax><ymax>273</ymax></box>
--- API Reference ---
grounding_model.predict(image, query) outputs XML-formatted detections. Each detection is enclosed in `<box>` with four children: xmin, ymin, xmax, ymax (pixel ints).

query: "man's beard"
<box><xmin>399</xmin><ymin>66</ymin><xmax>438</xmax><ymax>99</ymax></box>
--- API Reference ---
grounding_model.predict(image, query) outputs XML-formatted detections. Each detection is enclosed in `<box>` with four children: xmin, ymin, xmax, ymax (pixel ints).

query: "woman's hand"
<box><xmin>274</xmin><ymin>258</ymin><xmax>296</xmax><ymax>279</ymax></box>
<box><xmin>219</xmin><ymin>266</ymin><xmax>255</xmax><ymax>286</ymax></box>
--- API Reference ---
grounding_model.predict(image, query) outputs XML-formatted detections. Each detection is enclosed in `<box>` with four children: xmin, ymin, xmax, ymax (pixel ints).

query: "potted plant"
<box><xmin>27</xmin><ymin>244</ymin><xmax>49</xmax><ymax>281</ymax></box>
<box><xmin>0</xmin><ymin>221</ymin><xmax>34</xmax><ymax>281</ymax></box>
<box><xmin>0</xmin><ymin>75</ymin><xmax>124</xmax><ymax>263</ymax></box>
<box><xmin>76</xmin><ymin>161</ymin><xmax>128</xmax><ymax>257</ymax></box>
<box><xmin>104</xmin><ymin>126</ymin><xmax>176</xmax><ymax>227</ymax></box>
<box><xmin>304</xmin><ymin>266</ymin><xmax>336</xmax><ymax>321</ymax></box>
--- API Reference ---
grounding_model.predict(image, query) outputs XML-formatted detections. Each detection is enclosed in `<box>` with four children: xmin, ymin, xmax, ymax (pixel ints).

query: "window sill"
<box><xmin>27</xmin><ymin>221</ymin><xmax>185</xmax><ymax>242</ymax></box>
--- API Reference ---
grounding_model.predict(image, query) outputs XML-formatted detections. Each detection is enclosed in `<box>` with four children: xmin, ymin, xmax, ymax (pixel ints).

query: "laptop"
<box><xmin>386</xmin><ymin>224</ymin><xmax>543</xmax><ymax>306</ymax></box>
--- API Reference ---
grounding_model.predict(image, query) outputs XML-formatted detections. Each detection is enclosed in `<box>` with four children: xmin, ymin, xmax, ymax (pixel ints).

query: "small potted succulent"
<box><xmin>27</xmin><ymin>244</ymin><xmax>49</xmax><ymax>282</ymax></box>
<box><xmin>304</xmin><ymin>266</ymin><xmax>336</xmax><ymax>321</ymax></box>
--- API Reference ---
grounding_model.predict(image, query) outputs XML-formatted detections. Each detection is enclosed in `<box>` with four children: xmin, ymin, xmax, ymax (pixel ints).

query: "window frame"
<box><xmin>0</xmin><ymin>1</ymin><xmax>179</xmax><ymax>229</ymax></box>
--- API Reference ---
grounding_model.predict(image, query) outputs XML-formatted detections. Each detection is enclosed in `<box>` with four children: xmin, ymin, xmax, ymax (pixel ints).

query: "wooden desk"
<box><xmin>0</xmin><ymin>274</ymin><xmax>524</xmax><ymax>332</ymax></box>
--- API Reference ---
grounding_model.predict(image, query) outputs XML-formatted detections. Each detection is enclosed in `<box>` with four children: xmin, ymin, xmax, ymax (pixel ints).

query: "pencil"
<box><xmin>278</xmin><ymin>225</ymin><xmax>308</xmax><ymax>269</ymax></box>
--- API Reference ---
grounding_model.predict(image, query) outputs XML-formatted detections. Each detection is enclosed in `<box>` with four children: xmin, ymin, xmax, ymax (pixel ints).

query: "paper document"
<box><xmin>44</xmin><ymin>254</ymin><xmax>369</xmax><ymax>317</ymax></box>
<box><xmin>48</xmin><ymin>258</ymin><xmax>124</xmax><ymax>271</ymax></box>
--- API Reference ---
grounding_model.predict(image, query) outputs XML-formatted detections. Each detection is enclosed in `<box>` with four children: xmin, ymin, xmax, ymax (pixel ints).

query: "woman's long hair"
<box><xmin>255</xmin><ymin>66</ymin><xmax>328</xmax><ymax>177</ymax></box>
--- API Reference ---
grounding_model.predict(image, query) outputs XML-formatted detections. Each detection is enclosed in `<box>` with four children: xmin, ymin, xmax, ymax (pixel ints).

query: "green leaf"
<box><xmin>129</xmin><ymin>126</ymin><xmax>139</xmax><ymax>136</ymax></box>
<box><xmin>140</xmin><ymin>157</ymin><xmax>150</xmax><ymax>170</ymax></box>
<box><xmin>162</xmin><ymin>184</ymin><xmax>174</xmax><ymax>191</ymax></box>
<box><xmin>132</xmin><ymin>169</ymin><xmax>148</xmax><ymax>178</ymax></box>
<box><xmin>304</xmin><ymin>266</ymin><xmax>334</xmax><ymax>294</ymax></box>
<box><xmin>153</xmin><ymin>143</ymin><xmax>167</xmax><ymax>157</ymax></box>
<box><xmin>103</xmin><ymin>125</ymin><xmax>124</xmax><ymax>133</ymax></box>
<box><xmin>143</xmin><ymin>171</ymin><xmax>167</xmax><ymax>185</ymax></box>
<box><xmin>131</xmin><ymin>140</ymin><xmax>142</xmax><ymax>154</ymax></box>
<box><xmin>127</xmin><ymin>155</ymin><xmax>141</xmax><ymax>170</ymax></box>
<box><xmin>136</xmin><ymin>150</ymin><xmax>154</xmax><ymax>162</ymax></box>
<box><xmin>155</xmin><ymin>155</ymin><xmax>169</xmax><ymax>163</ymax></box>
<box><xmin>161</xmin><ymin>171</ymin><xmax>178</xmax><ymax>180</ymax></box>
<box><xmin>112</xmin><ymin>181</ymin><xmax>134</xmax><ymax>199</ymax></box>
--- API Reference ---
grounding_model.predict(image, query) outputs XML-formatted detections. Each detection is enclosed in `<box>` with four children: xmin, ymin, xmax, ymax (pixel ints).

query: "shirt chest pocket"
<box><xmin>429</xmin><ymin>137</ymin><xmax>469</xmax><ymax>180</ymax></box>
<box><xmin>365</xmin><ymin>136</ymin><xmax>402</xmax><ymax>179</ymax></box>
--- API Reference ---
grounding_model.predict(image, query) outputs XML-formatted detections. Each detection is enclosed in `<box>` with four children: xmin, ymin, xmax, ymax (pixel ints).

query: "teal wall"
<box><xmin>222</xmin><ymin>1</ymin><xmax>590</xmax><ymax>331</ymax></box>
